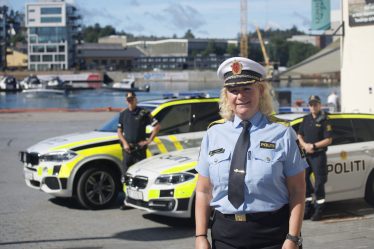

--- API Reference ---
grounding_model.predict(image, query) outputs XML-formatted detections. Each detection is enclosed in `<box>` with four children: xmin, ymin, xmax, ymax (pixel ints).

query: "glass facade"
<box><xmin>30</xmin><ymin>55</ymin><xmax>40</xmax><ymax>62</ymax></box>
<box><xmin>46</xmin><ymin>45</ymin><xmax>57</xmax><ymax>52</ymax></box>
<box><xmin>42</xmin><ymin>54</ymin><xmax>53</xmax><ymax>62</ymax></box>
<box><xmin>55</xmin><ymin>54</ymin><xmax>65</xmax><ymax>61</ymax></box>
<box><xmin>32</xmin><ymin>45</ymin><xmax>44</xmax><ymax>53</ymax></box>
<box><xmin>41</xmin><ymin>7</ymin><xmax>62</xmax><ymax>14</ymax></box>
<box><xmin>41</xmin><ymin>17</ymin><xmax>62</xmax><ymax>23</ymax></box>
<box><xmin>30</xmin><ymin>27</ymin><xmax>66</xmax><ymax>43</ymax></box>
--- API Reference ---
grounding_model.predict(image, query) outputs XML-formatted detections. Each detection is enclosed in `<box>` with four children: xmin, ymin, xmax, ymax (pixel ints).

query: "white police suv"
<box><xmin>124</xmin><ymin>113</ymin><xmax>374</xmax><ymax>218</ymax></box>
<box><xmin>20</xmin><ymin>95</ymin><xmax>220</xmax><ymax>209</ymax></box>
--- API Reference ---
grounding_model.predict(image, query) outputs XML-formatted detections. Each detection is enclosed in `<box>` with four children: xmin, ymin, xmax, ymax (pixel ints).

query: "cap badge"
<box><xmin>231</xmin><ymin>61</ymin><xmax>243</xmax><ymax>75</ymax></box>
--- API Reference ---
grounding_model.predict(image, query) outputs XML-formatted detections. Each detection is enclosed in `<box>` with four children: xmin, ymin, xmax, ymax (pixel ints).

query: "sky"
<box><xmin>2</xmin><ymin>0</ymin><xmax>341</xmax><ymax>38</ymax></box>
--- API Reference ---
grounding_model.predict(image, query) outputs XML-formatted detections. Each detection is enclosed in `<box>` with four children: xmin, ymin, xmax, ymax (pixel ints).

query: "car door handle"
<box><xmin>361</xmin><ymin>146</ymin><xmax>374</xmax><ymax>157</ymax></box>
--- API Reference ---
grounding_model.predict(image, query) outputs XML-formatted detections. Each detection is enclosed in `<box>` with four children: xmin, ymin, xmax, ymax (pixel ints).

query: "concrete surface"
<box><xmin>0</xmin><ymin>112</ymin><xmax>373</xmax><ymax>249</ymax></box>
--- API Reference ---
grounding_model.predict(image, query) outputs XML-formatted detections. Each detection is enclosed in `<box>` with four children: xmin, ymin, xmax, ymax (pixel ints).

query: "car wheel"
<box><xmin>76</xmin><ymin>167</ymin><xmax>119</xmax><ymax>209</ymax></box>
<box><xmin>365</xmin><ymin>170</ymin><xmax>374</xmax><ymax>207</ymax></box>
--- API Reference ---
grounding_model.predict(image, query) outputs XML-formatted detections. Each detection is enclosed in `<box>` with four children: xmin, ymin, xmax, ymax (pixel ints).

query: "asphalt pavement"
<box><xmin>0</xmin><ymin>112</ymin><xmax>373</xmax><ymax>249</ymax></box>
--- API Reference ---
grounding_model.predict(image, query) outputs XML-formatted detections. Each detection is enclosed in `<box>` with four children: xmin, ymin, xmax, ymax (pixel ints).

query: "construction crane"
<box><xmin>256</xmin><ymin>26</ymin><xmax>270</xmax><ymax>67</ymax></box>
<box><xmin>256</xmin><ymin>26</ymin><xmax>275</xmax><ymax>78</ymax></box>
<box><xmin>240</xmin><ymin>0</ymin><xmax>248</xmax><ymax>58</ymax></box>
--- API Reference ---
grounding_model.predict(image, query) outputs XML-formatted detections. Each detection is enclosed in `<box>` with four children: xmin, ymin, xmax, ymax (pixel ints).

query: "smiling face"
<box><xmin>226</xmin><ymin>83</ymin><xmax>263</xmax><ymax>120</ymax></box>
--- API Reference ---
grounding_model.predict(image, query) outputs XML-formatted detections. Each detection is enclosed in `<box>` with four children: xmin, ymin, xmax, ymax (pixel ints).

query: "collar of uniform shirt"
<box><xmin>232</xmin><ymin>111</ymin><xmax>263</xmax><ymax>130</ymax></box>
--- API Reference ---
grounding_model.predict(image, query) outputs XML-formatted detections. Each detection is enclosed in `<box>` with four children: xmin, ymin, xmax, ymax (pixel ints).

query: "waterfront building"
<box><xmin>77</xmin><ymin>37</ymin><xmax>235</xmax><ymax>71</ymax></box>
<box><xmin>77</xmin><ymin>43</ymin><xmax>143</xmax><ymax>71</ymax></box>
<box><xmin>128</xmin><ymin>38</ymin><xmax>236</xmax><ymax>71</ymax></box>
<box><xmin>25</xmin><ymin>0</ymin><xmax>81</xmax><ymax>71</ymax></box>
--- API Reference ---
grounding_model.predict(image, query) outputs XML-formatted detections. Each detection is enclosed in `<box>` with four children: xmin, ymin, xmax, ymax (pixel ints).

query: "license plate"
<box><xmin>25</xmin><ymin>171</ymin><xmax>34</xmax><ymax>180</ymax></box>
<box><xmin>127</xmin><ymin>189</ymin><xmax>143</xmax><ymax>200</ymax></box>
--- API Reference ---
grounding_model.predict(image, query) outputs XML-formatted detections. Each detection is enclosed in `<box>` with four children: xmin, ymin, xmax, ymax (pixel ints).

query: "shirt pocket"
<box><xmin>208</xmin><ymin>149</ymin><xmax>231</xmax><ymax>185</ymax></box>
<box><xmin>251</xmin><ymin>150</ymin><xmax>283</xmax><ymax>180</ymax></box>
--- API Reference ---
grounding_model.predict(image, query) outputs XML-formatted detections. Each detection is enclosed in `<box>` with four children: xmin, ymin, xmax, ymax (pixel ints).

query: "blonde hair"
<box><xmin>219</xmin><ymin>81</ymin><xmax>275</xmax><ymax>120</ymax></box>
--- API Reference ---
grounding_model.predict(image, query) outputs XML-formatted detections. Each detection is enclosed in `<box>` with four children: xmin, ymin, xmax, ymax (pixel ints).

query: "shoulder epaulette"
<box><xmin>208</xmin><ymin>119</ymin><xmax>225</xmax><ymax>129</ymax></box>
<box><xmin>267</xmin><ymin>115</ymin><xmax>290</xmax><ymax>127</ymax></box>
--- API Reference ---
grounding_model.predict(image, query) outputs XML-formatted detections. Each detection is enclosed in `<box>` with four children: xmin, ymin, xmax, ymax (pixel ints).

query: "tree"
<box><xmin>82</xmin><ymin>23</ymin><xmax>116</xmax><ymax>43</ymax></box>
<box><xmin>183</xmin><ymin>29</ymin><xmax>195</xmax><ymax>39</ymax></box>
<box><xmin>287</xmin><ymin>41</ymin><xmax>320</xmax><ymax>66</ymax></box>
<box><xmin>226</xmin><ymin>44</ymin><xmax>239</xmax><ymax>56</ymax></box>
<box><xmin>202</xmin><ymin>40</ymin><xmax>216</xmax><ymax>56</ymax></box>
<box><xmin>268</xmin><ymin>37</ymin><xmax>289</xmax><ymax>66</ymax></box>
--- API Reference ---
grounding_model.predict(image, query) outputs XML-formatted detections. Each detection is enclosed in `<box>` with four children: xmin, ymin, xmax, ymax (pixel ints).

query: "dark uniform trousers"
<box><xmin>305</xmin><ymin>151</ymin><xmax>328</xmax><ymax>200</ymax></box>
<box><xmin>122</xmin><ymin>144</ymin><xmax>147</xmax><ymax>176</ymax></box>
<box><xmin>211</xmin><ymin>205</ymin><xmax>290</xmax><ymax>249</ymax></box>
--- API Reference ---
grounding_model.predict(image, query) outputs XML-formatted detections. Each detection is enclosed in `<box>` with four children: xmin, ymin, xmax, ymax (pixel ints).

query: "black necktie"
<box><xmin>228</xmin><ymin>120</ymin><xmax>251</xmax><ymax>208</ymax></box>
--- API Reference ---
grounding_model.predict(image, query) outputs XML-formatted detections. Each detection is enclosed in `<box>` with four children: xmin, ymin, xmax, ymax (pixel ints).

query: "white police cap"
<box><xmin>217</xmin><ymin>57</ymin><xmax>266</xmax><ymax>87</ymax></box>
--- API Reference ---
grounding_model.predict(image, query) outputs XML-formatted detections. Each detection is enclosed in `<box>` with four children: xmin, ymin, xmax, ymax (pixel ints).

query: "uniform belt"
<box><xmin>216</xmin><ymin>205</ymin><xmax>289</xmax><ymax>222</ymax></box>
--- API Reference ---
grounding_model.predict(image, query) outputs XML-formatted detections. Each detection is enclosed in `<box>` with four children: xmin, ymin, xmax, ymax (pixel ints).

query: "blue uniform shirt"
<box><xmin>196</xmin><ymin>112</ymin><xmax>309</xmax><ymax>214</ymax></box>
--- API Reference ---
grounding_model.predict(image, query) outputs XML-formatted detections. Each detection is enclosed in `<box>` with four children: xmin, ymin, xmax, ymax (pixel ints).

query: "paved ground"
<box><xmin>0</xmin><ymin>112</ymin><xmax>374</xmax><ymax>249</ymax></box>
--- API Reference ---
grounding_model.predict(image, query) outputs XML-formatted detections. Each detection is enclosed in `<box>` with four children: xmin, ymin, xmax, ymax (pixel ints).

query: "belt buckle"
<box><xmin>235</xmin><ymin>214</ymin><xmax>246</xmax><ymax>222</ymax></box>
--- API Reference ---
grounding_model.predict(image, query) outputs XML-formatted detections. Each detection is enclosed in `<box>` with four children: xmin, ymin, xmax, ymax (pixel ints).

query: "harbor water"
<box><xmin>0</xmin><ymin>81</ymin><xmax>340</xmax><ymax>110</ymax></box>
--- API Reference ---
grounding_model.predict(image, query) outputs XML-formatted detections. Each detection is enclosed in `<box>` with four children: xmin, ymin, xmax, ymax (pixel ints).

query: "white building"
<box><xmin>25</xmin><ymin>0</ymin><xmax>80</xmax><ymax>70</ymax></box>
<box><xmin>341</xmin><ymin>0</ymin><xmax>374</xmax><ymax>113</ymax></box>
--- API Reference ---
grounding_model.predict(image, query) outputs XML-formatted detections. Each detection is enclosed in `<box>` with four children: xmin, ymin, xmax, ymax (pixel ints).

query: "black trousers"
<box><xmin>211</xmin><ymin>205</ymin><xmax>289</xmax><ymax>249</ymax></box>
<box><xmin>122</xmin><ymin>146</ymin><xmax>147</xmax><ymax>176</ymax></box>
<box><xmin>306</xmin><ymin>152</ymin><xmax>328</xmax><ymax>200</ymax></box>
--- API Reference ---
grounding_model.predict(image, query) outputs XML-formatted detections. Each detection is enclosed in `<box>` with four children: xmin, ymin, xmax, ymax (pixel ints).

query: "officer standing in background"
<box><xmin>117</xmin><ymin>92</ymin><xmax>160</xmax><ymax>209</ymax></box>
<box><xmin>195</xmin><ymin>57</ymin><xmax>308</xmax><ymax>249</ymax></box>
<box><xmin>298</xmin><ymin>95</ymin><xmax>332</xmax><ymax>221</ymax></box>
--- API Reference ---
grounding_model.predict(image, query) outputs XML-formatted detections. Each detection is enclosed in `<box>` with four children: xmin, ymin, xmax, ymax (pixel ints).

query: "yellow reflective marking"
<box><xmin>53</xmin><ymin>136</ymin><xmax>118</xmax><ymax>151</ymax></box>
<box><xmin>147</xmin><ymin>189</ymin><xmax>160</xmax><ymax>200</ymax></box>
<box><xmin>58</xmin><ymin>143</ymin><xmax>122</xmax><ymax>178</ymax></box>
<box><xmin>328</xmin><ymin>114</ymin><xmax>374</xmax><ymax>120</ymax></box>
<box><xmin>37</xmin><ymin>167</ymin><xmax>42</xmax><ymax>176</ymax></box>
<box><xmin>48</xmin><ymin>168</ymin><xmax>53</xmax><ymax>175</ymax></box>
<box><xmin>168</xmin><ymin>135</ymin><xmax>184</xmax><ymax>150</ymax></box>
<box><xmin>153</xmin><ymin>137</ymin><xmax>168</xmax><ymax>153</ymax></box>
<box><xmin>161</xmin><ymin>161</ymin><xmax>197</xmax><ymax>174</ymax></box>
<box><xmin>146</xmin><ymin>149</ymin><xmax>153</xmax><ymax>157</ymax></box>
<box><xmin>174</xmin><ymin>177</ymin><xmax>198</xmax><ymax>198</ymax></box>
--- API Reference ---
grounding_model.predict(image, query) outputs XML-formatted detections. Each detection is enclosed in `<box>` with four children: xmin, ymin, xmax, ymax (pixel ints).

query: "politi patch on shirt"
<box><xmin>209</xmin><ymin>148</ymin><xmax>225</xmax><ymax>156</ymax></box>
<box><xmin>260</xmin><ymin>141</ymin><xmax>276</xmax><ymax>149</ymax></box>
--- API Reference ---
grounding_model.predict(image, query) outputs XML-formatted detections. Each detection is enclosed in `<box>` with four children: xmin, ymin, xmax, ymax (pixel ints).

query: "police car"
<box><xmin>124</xmin><ymin>113</ymin><xmax>374</xmax><ymax>218</ymax></box>
<box><xmin>20</xmin><ymin>95</ymin><xmax>220</xmax><ymax>209</ymax></box>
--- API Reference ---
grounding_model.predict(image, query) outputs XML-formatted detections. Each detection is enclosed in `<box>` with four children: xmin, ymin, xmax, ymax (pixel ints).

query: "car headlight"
<box><xmin>155</xmin><ymin>173</ymin><xmax>195</xmax><ymax>185</ymax></box>
<box><xmin>39</xmin><ymin>150</ymin><xmax>78</xmax><ymax>162</ymax></box>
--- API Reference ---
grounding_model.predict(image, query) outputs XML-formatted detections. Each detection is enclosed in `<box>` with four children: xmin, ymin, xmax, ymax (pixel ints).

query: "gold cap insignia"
<box><xmin>231</xmin><ymin>61</ymin><xmax>243</xmax><ymax>75</ymax></box>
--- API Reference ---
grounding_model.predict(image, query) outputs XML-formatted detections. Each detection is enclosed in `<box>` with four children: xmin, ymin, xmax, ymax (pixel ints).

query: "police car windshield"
<box><xmin>97</xmin><ymin>105</ymin><xmax>156</xmax><ymax>132</ymax></box>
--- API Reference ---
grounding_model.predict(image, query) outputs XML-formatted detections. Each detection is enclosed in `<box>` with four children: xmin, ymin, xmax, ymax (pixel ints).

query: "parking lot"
<box><xmin>1</xmin><ymin>112</ymin><xmax>374</xmax><ymax>249</ymax></box>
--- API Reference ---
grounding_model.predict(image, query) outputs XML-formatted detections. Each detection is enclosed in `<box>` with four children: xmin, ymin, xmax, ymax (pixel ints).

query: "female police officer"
<box><xmin>195</xmin><ymin>57</ymin><xmax>308</xmax><ymax>249</ymax></box>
